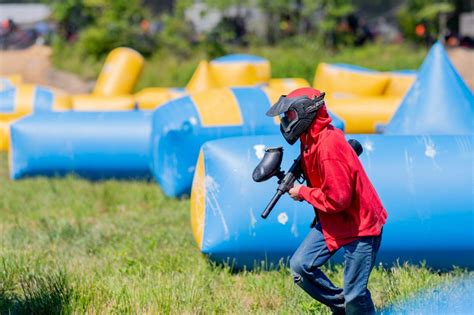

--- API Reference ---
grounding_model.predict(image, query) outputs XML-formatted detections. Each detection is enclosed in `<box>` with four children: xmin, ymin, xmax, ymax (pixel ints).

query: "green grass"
<box><xmin>52</xmin><ymin>40</ymin><xmax>427</xmax><ymax>92</ymax></box>
<box><xmin>0</xmin><ymin>152</ymin><xmax>471</xmax><ymax>313</ymax></box>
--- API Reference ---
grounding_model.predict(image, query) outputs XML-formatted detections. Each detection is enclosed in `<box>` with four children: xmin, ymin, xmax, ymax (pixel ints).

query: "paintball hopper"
<box><xmin>252</xmin><ymin>147</ymin><xmax>284</xmax><ymax>182</ymax></box>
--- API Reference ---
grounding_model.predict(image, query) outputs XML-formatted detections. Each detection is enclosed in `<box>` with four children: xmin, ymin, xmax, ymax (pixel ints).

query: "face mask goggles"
<box><xmin>267</xmin><ymin>93</ymin><xmax>325</xmax><ymax>121</ymax></box>
<box><xmin>266</xmin><ymin>93</ymin><xmax>326</xmax><ymax>145</ymax></box>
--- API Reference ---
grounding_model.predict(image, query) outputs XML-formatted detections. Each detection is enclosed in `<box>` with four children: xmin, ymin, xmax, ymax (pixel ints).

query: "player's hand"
<box><xmin>289</xmin><ymin>184</ymin><xmax>303</xmax><ymax>201</ymax></box>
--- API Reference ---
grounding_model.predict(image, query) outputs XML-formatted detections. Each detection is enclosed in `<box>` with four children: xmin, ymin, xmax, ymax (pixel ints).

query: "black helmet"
<box><xmin>266</xmin><ymin>88</ymin><xmax>325</xmax><ymax>145</ymax></box>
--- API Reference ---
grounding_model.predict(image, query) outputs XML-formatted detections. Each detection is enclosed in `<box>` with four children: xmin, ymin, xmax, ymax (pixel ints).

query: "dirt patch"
<box><xmin>0</xmin><ymin>45</ymin><xmax>92</xmax><ymax>93</ymax></box>
<box><xmin>447</xmin><ymin>47</ymin><xmax>474</xmax><ymax>91</ymax></box>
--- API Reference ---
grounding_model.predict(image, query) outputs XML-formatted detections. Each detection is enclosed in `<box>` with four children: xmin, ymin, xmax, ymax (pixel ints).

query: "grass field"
<box><xmin>0</xmin><ymin>152</ymin><xmax>470</xmax><ymax>314</ymax></box>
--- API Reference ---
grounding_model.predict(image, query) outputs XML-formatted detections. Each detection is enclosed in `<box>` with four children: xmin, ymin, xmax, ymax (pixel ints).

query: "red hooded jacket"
<box><xmin>297</xmin><ymin>105</ymin><xmax>388</xmax><ymax>251</ymax></box>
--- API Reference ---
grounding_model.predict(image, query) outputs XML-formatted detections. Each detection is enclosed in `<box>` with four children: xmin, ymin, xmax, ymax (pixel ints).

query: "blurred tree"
<box><xmin>203</xmin><ymin>0</ymin><xmax>251</xmax><ymax>10</ymax></box>
<box><xmin>202</xmin><ymin>0</ymin><xmax>355</xmax><ymax>46</ymax></box>
<box><xmin>397</xmin><ymin>0</ymin><xmax>454</xmax><ymax>43</ymax></box>
<box><xmin>317</xmin><ymin>0</ymin><xmax>355</xmax><ymax>48</ymax></box>
<box><xmin>50</xmin><ymin>0</ymin><xmax>157</xmax><ymax>57</ymax></box>
<box><xmin>156</xmin><ymin>0</ymin><xmax>197</xmax><ymax>57</ymax></box>
<box><xmin>51</xmin><ymin>0</ymin><xmax>95</xmax><ymax>41</ymax></box>
<box><xmin>79</xmin><ymin>0</ymin><xmax>156</xmax><ymax>56</ymax></box>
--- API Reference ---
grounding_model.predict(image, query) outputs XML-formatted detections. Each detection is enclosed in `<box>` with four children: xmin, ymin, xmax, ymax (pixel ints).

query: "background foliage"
<box><xmin>46</xmin><ymin>0</ymin><xmax>462</xmax><ymax>60</ymax></box>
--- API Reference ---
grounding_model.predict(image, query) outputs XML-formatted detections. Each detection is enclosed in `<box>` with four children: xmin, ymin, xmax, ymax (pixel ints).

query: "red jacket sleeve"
<box><xmin>298</xmin><ymin>159</ymin><xmax>354</xmax><ymax>213</ymax></box>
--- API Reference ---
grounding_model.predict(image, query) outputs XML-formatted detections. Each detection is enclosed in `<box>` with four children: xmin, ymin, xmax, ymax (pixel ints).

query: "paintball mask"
<box><xmin>266</xmin><ymin>93</ymin><xmax>325</xmax><ymax>145</ymax></box>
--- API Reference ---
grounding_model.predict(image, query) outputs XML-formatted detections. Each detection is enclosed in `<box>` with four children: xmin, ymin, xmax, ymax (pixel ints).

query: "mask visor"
<box><xmin>280</xmin><ymin>109</ymin><xmax>299</xmax><ymax>132</ymax></box>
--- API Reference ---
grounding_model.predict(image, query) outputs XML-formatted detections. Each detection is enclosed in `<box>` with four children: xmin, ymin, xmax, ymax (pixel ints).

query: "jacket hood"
<box><xmin>303</xmin><ymin>104</ymin><xmax>332</xmax><ymax>139</ymax></box>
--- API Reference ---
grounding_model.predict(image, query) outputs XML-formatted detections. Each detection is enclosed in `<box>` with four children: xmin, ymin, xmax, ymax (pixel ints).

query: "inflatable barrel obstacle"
<box><xmin>313</xmin><ymin>63</ymin><xmax>416</xmax><ymax>133</ymax></box>
<box><xmin>9</xmin><ymin>111</ymin><xmax>152</xmax><ymax>180</ymax></box>
<box><xmin>150</xmin><ymin>87</ymin><xmax>345</xmax><ymax>198</ymax></box>
<box><xmin>0</xmin><ymin>84</ymin><xmax>71</xmax><ymax>151</ymax></box>
<box><xmin>191</xmin><ymin>135</ymin><xmax>474</xmax><ymax>270</ymax></box>
<box><xmin>72</xmin><ymin>47</ymin><xmax>144</xmax><ymax>111</ymax></box>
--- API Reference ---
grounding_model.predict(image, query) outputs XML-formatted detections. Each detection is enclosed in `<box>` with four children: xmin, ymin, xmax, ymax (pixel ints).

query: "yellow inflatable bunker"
<box><xmin>134</xmin><ymin>87</ymin><xmax>187</xmax><ymax>110</ymax></box>
<box><xmin>267</xmin><ymin>78</ymin><xmax>310</xmax><ymax>95</ymax></box>
<box><xmin>134</xmin><ymin>54</ymin><xmax>309</xmax><ymax>110</ymax></box>
<box><xmin>0</xmin><ymin>121</ymin><xmax>10</xmax><ymax>152</ymax></box>
<box><xmin>313</xmin><ymin>63</ymin><xmax>416</xmax><ymax>133</ymax></box>
<box><xmin>71</xmin><ymin>47</ymin><xmax>144</xmax><ymax>111</ymax></box>
<box><xmin>185</xmin><ymin>54</ymin><xmax>271</xmax><ymax>93</ymax></box>
<box><xmin>93</xmin><ymin>47</ymin><xmax>144</xmax><ymax>96</ymax></box>
<box><xmin>72</xmin><ymin>95</ymin><xmax>136</xmax><ymax>111</ymax></box>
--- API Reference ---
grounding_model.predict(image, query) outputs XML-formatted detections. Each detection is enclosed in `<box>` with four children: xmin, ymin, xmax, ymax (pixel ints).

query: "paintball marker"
<box><xmin>252</xmin><ymin>139</ymin><xmax>364</xmax><ymax>219</ymax></box>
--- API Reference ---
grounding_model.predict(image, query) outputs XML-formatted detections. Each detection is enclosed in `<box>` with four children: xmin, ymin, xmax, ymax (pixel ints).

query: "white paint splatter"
<box><xmin>404</xmin><ymin>149</ymin><xmax>415</xmax><ymax>194</ymax></box>
<box><xmin>362</xmin><ymin>137</ymin><xmax>373</xmax><ymax>176</ymax></box>
<box><xmin>205</xmin><ymin>175</ymin><xmax>219</xmax><ymax>192</ymax></box>
<box><xmin>249</xmin><ymin>208</ymin><xmax>257</xmax><ymax>236</ymax></box>
<box><xmin>249</xmin><ymin>208</ymin><xmax>257</xmax><ymax>228</ymax></box>
<box><xmin>364</xmin><ymin>140</ymin><xmax>374</xmax><ymax>152</ymax></box>
<box><xmin>205</xmin><ymin>175</ymin><xmax>229</xmax><ymax>239</ymax></box>
<box><xmin>422</xmin><ymin>136</ymin><xmax>441</xmax><ymax>171</ymax></box>
<box><xmin>424</xmin><ymin>143</ymin><xmax>436</xmax><ymax>158</ymax></box>
<box><xmin>455</xmin><ymin>136</ymin><xmax>473</xmax><ymax>158</ymax></box>
<box><xmin>278</xmin><ymin>212</ymin><xmax>288</xmax><ymax>225</ymax></box>
<box><xmin>253</xmin><ymin>144</ymin><xmax>266</xmax><ymax>159</ymax></box>
<box><xmin>189</xmin><ymin>117</ymin><xmax>198</xmax><ymax>125</ymax></box>
<box><xmin>291</xmin><ymin>208</ymin><xmax>299</xmax><ymax>237</ymax></box>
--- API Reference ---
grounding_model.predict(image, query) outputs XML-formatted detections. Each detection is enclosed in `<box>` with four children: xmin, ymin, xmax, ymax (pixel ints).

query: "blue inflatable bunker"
<box><xmin>9</xmin><ymin>111</ymin><xmax>153</xmax><ymax>179</ymax></box>
<box><xmin>191</xmin><ymin>135</ymin><xmax>474</xmax><ymax>270</ymax></box>
<box><xmin>385</xmin><ymin>42</ymin><xmax>474</xmax><ymax>135</ymax></box>
<box><xmin>150</xmin><ymin>87</ymin><xmax>344</xmax><ymax>197</ymax></box>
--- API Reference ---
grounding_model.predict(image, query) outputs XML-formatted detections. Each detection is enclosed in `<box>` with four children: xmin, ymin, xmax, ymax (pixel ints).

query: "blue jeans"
<box><xmin>290</xmin><ymin>224</ymin><xmax>382</xmax><ymax>315</ymax></box>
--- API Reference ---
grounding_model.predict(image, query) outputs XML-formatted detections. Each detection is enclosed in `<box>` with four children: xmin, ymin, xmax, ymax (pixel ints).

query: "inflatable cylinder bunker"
<box><xmin>191</xmin><ymin>135</ymin><xmax>473</xmax><ymax>270</ymax></box>
<box><xmin>150</xmin><ymin>87</ymin><xmax>344</xmax><ymax>197</ymax></box>
<box><xmin>93</xmin><ymin>47</ymin><xmax>144</xmax><ymax>96</ymax></box>
<box><xmin>0</xmin><ymin>85</ymin><xmax>71</xmax><ymax>151</ymax></box>
<box><xmin>9</xmin><ymin>111</ymin><xmax>152</xmax><ymax>180</ymax></box>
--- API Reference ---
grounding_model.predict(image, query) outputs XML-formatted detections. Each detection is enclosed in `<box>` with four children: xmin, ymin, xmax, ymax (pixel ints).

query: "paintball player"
<box><xmin>266</xmin><ymin>87</ymin><xmax>387</xmax><ymax>315</ymax></box>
